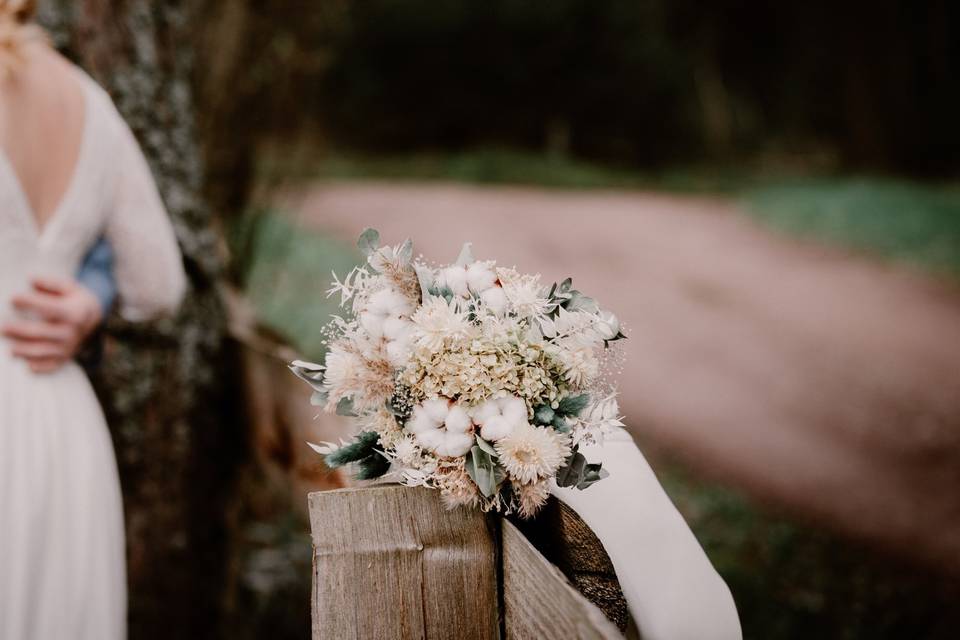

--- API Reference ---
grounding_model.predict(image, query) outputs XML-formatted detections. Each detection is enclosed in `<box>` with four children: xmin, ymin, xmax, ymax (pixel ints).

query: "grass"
<box><xmin>743</xmin><ymin>177</ymin><xmax>960</xmax><ymax>277</ymax></box>
<box><xmin>660</xmin><ymin>465</ymin><xmax>959</xmax><ymax>639</ymax></box>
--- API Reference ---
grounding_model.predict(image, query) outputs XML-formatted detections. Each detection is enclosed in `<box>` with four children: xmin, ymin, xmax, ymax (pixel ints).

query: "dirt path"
<box><xmin>277</xmin><ymin>181</ymin><xmax>960</xmax><ymax>571</ymax></box>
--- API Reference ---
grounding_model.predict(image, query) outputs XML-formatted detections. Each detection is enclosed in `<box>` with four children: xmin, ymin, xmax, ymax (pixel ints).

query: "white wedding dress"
<box><xmin>552</xmin><ymin>428</ymin><xmax>743</xmax><ymax>640</ymax></box>
<box><xmin>0</xmin><ymin>70</ymin><xmax>186</xmax><ymax>639</ymax></box>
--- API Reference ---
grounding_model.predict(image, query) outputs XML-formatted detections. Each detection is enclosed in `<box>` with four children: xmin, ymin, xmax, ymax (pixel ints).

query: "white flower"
<box><xmin>392</xmin><ymin>436</ymin><xmax>421</xmax><ymax>465</ymax></box>
<box><xmin>437</xmin><ymin>261</ymin><xmax>497</xmax><ymax>298</ymax></box>
<box><xmin>466</xmin><ymin>262</ymin><xmax>497</xmax><ymax>292</ymax></box>
<box><xmin>495</xmin><ymin>423</ymin><xmax>571</xmax><ymax>484</ymax></box>
<box><xmin>550</xmin><ymin>344</ymin><xmax>599</xmax><ymax>387</ymax></box>
<box><xmin>359</xmin><ymin>288</ymin><xmax>413</xmax><ymax>338</ymax></box>
<box><xmin>406</xmin><ymin>398</ymin><xmax>475</xmax><ymax>457</ymax></box>
<box><xmin>499</xmin><ymin>270</ymin><xmax>550</xmax><ymax>318</ymax></box>
<box><xmin>573</xmin><ymin>393</ymin><xmax>625</xmax><ymax>446</ymax></box>
<box><xmin>596</xmin><ymin>310</ymin><xmax>620</xmax><ymax>341</ymax></box>
<box><xmin>411</xmin><ymin>296</ymin><xmax>471</xmax><ymax>352</ymax></box>
<box><xmin>472</xmin><ymin>395</ymin><xmax>528</xmax><ymax>441</ymax></box>
<box><xmin>479</xmin><ymin>286</ymin><xmax>507</xmax><ymax>315</ymax></box>
<box><xmin>322</xmin><ymin>344</ymin><xmax>362</xmax><ymax>396</ymax></box>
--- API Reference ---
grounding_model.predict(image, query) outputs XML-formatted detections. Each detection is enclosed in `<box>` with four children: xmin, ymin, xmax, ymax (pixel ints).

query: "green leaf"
<box><xmin>556</xmin><ymin>394</ymin><xmax>590</xmax><ymax>417</ymax></box>
<box><xmin>475</xmin><ymin>435</ymin><xmax>498</xmax><ymax>456</ymax></box>
<box><xmin>289</xmin><ymin>362</ymin><xmax>325</xmax><ymax>392</ymax></box>
<box><xmin>465</xmin><ymin>446</ymin><xmax>506</xmax><ymax>498</ymax></box>
<box><xmin>357</xmin><ymin>228</ymin><xmax>380</xmax><ymax>256</ymax></box>
<box><xmin>576</xmin><ymin>463</ymin><xmax>609</xmax><ymax>490</ymax></box>
<box><xmin>326</xmin><ymin>431</ymin><xmax>380</xmax><ymax>468</ymax></box>
<box><xmin>336</xmin><ymin>397</ymin><xmax>357</xmax><ymax>417</ymax></box>
<box><xmin>555</xmin><ymin>449</ymin><xmax>587</xmax><ymax>488</ymax></box>
<box><xmin>355</xmin><ymin>452</ymin><xmax>391</xmax><ymax>480</ymax></box>
<box><xmin>398</xmin><ymin>238</ymin><xmax>414</xmax><ymax>264</ymax></box>
<box><xmin>533</xmin><ymin>405</ymin><xmax>555</xmax><ymax>426</ymax></box>
<box><xmin>564</xmin><ymin>291</ymin><xmax>598</xmax><ymax>313</ymax></box>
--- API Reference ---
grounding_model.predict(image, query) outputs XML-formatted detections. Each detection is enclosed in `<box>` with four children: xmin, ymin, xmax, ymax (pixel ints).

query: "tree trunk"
<box><xmin>38</xmin><ymin>2</ymin><xmax>246</xmax><ymax>638</ymax></box>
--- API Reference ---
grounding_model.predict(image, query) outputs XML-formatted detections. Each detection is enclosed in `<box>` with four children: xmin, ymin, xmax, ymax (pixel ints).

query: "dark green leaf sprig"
<box><xmin>325</xmin><ymin>430</ymin><xmax>391</xmax><ymax>481</ymax></box>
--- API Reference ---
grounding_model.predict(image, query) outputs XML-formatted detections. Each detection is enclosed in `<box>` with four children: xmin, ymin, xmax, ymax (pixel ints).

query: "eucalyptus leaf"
<box><xmin>465</xmin><ymin>446</ymin><xmax>506</xmax><ymax>498</ymax></box>
<box><xmin>357</xmin><ymin>228</ymin><xmax>380</xmax><ymax>256</ymax></box>
<box><xmin>565</xmin><ymin>291</ymin><xmax>598</xmax><ymax>313</ymax></box>
<box><xmin>415</xmin><ymin>264</ymin><xmax>434</xmax><ymax>297</ymax></box>
<box><xmin>310</xmin><ymin>390</ymin><xmax>328</xmax><ymax>406</ymax></box>
<box><xmin>475</xmin><ymin>435</ymin><xmax>498</xmax><ymax>456</ymax></box>
<box><xmin>557</xmin><ymin>393</ymin><xmax>590</xmax><ymax>417</ymax></box>
<box><xmin>336</xmin><ymin>397</ymin><xmax>357</xmax><ymax>417</ymax></box>
<box><xmin>555</xmin><ymin>449</ymin><xmax>587</xmax><ymax>488</ymax></box>
<box><xmin>576</xmin><ymin>464</ymin><xmax>609</xmax><ymax>490</ymax></box>
<box><xmin>289</xmin><ymin>362</ymin><xmax>326</xmax><ymax>392</ymax></box>
<box><xmin>398</xmin><ymin>238</ymin><xmax>414</xmax><ymax>265</ymax></box>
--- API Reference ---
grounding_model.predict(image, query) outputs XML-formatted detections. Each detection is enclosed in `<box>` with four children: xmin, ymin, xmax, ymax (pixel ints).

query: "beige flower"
<box><xmin>495</xmin><ymin>423</ymin><xmax>571</xmax><ymax>484</ymax></box>
<box><xmin>516</xmin><ymin>480</ymin><xmax>551</xmax><ymax>518</ymax></box>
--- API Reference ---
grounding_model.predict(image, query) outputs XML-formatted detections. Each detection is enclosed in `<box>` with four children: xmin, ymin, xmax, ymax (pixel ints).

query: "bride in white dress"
<box><xmin>0</xmin><ymin>4</ymin><xmax>186</xmax><ymax>638</ymax></box>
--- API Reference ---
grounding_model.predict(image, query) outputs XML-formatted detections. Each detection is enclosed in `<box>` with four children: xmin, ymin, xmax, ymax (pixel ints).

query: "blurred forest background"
<box><xmin>42</xmin><ymin>1</ymin><xmax>960</xmax><ymax>639</ymax></box>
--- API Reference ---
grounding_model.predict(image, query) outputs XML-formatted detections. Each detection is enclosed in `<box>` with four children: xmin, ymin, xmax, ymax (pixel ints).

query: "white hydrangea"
<box><xmin>471</xmin><ymin>395</ymin><xmax>528</xmax><ymax>441</ymax></box>
<box><xmin>406</xmin><ymin>398</ymin><xmax>475</xmax><ymax>457</ymax></box>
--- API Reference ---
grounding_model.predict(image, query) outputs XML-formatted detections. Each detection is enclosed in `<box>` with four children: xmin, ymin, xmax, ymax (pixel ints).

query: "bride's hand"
<box><xmin>2</xmin><ymin>276</ymin><xmax>103</xmax><ymax>373</ymax></box>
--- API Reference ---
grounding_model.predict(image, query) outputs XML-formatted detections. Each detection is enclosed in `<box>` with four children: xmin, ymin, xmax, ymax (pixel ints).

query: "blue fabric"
<box><xmin>77</xmin><ymin>237</ymin><xmax>117</xmax><ymax>315</ymax></box>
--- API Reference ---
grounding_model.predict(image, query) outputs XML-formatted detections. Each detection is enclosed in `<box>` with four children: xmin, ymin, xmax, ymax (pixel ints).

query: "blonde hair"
<box><xmin>0</xmin><ymin>0</ymin><xmax>43</xmax><ymax>78</ymax></box>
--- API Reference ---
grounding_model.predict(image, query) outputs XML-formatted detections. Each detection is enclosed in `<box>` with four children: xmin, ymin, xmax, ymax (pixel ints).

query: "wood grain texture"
<box><xmin>501</xmin><ymin>519</ymin><xmax>623</xmax><ymax>640</ymax></box>
<box><xmin>309</xmin><ymin>486</ymin><xmax>499</xmax><ymax>640</ymax></box>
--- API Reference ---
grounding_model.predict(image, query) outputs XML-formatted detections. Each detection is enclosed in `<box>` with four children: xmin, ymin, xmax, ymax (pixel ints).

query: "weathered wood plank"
<box><xmin>309</xmin><ymin>486</ymin><xmax>499</xmax><ymax>640</ymax></box>
<box><xmin>501</xmin><ymin>519</ymin><xmax>623</xmax><ymax>639</ymax></box>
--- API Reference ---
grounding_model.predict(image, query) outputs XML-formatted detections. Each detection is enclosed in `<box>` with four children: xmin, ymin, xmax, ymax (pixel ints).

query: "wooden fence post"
<box><xmin>308</xmin><ymin>485</ymin><xmax>624</xmax><ymax>639</ymax></box>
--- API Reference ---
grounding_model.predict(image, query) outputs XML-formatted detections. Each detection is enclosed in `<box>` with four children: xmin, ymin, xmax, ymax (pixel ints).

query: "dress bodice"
<box><xmin>0</xmin><ymin>67</ymin><xmax>185</xmax><ymax>330</ymax></box>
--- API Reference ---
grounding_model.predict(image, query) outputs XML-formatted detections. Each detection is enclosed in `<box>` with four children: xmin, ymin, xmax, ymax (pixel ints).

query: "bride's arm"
<box><xmin>102</xmin><ymin>112</ymin><xmax>186</xmax><ymax>321</ymax></box>
<box><xmin>551</xmin><ymin>428</ymin><xmax>742</xmax><ymax>640</ymax></box>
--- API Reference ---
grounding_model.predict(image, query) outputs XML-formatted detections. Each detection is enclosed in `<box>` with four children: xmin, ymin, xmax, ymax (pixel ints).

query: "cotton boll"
<box><xmin>423</xmin><ymin>397</ymin><xmax>451</xmax><ymax>422</ymax></box>
<box><xmin>359</xmin><ymin>312</ymin><xmax>385</xmax><ymax>338</ymax></box>
<box><xmin>383</xmin><ymin>316</ymin><xmax>413</xmax><ymax>341</ymax></box>
<box><xmin>479</xmin><ymin>286</ymin><xmax>507</xmax><ymax>315</ymax></box>
<box><xmin>479</xmin><ymin>415</ymin><xmax>515</xmax><ymax>441</ymax></box>
<box><xmin>501</xmin><ymin>396</ymin><xmax>528</xmax><ymax>424</ymax></box>
<box><xmin>466</xmin><ymin>262</ymin><xmax>496</xmax><ymax>293</ymax></box>
<box><xmin>472</xmin><ymin>400</ymin><xmax>502</xmax><ymax>425</ymax></box>
<box><xmin>368</xmin><ymin>288</ymin><xmax>413</xmax><ymax>317</ymax></box>
<box><xmin>406</xmin><ymin>408</ymin><xmax>436</xmax><ymax>435</ymax></box>
<box><xmin>436</xmin><ymin>432</ymin><xmax>474</xmax><ymax>457</ymax></box>
<box><xmin>439</xmin><ymin>266</ymin><xmax>470</xmax><ymax>297</ymax></box>
<box><xmin>445</xmin><ymin>405</ymin><xmax>473</xmax><ymax>433</ymax></box>
<box><xmin>385</xmin><ymin>336</ymin><xmax>412</xmax><ymax>368</ymax></box>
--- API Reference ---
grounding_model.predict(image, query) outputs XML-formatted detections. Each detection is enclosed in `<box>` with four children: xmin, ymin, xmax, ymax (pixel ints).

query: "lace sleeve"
<box><xmin>102</xmin><ymin>111</ymin><xmax>187</xmax><ymax>321</ymax></box>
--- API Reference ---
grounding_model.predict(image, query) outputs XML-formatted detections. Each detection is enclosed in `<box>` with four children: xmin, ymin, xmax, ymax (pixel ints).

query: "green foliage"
<box><xmin>556</xmin><ymin>394</ymin><xmax>590</xmax><ymax>418</ymax></box>
<box><xmin>744</xmin><ymin>178</ymin><xmax>960</xmax><ymax>277</ymax></box>
<box><xmin>465</xmin><ymin>445</ymin><xmax>506</xmax><ymax>498</ymax></box>
<box><xmin>226</xmin><ymin>209</ymin><xmax>361</xmax><ymax>359</ymax></box>
<box><xmin>325</xmin><ymin>431</ymin><xmax>380</xmax><ymax>468</ymax></box>
<box><xmin>555</xmin><ymin>446</ymin><xmax>607</xmax><ymax>490</ymax></box>
<box><xmin>660</xmin><ymin>464</ymin><xmax>960</xmax><ymax>640</ymax></box>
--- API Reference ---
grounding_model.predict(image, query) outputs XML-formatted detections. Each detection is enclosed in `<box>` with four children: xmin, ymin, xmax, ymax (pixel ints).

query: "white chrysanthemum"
<box><xmin>322</xmin><ymin>344</ymin><xmax>362</xmax><ymax>396</ymax></box>
<box><xmin>392</xmin><ymin>436</ymin><xmax>421</xmax><ymax>465</ymax></box>
<box><xmin>411</xmin><ymin>296</ymin><xmax>471</xmax><ymax>352</ymax></box>
<box><xmin>551</xmin><ymin>345</ymin><xmax>599</xmax><ymax>387</ymax></box>
<box><xmin>472</xmin><ymin>395</ymin><xmax>528</xmax><ymax>441</ymax></box>
<box><xmin>495</xmin><ymin>423</ymin><xmax>571</xmax><ymax>484</ymax></box>
<box><xmin>406</xmin><ymin>398</ymin><xmax>475</xmax><ymax>457</ymax></box>
<box><xmin>499</xmin><ymin>269</ymin><xmax>550</xmax><ymax>318</ymax></box>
